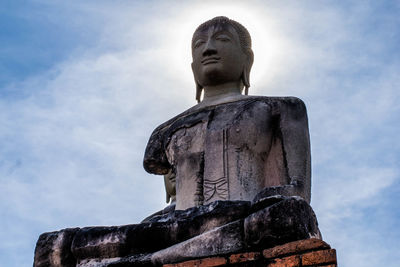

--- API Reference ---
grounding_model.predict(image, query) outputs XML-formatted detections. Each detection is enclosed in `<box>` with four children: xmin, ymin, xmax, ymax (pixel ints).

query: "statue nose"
<box><xmin>202</xmin><ymin>39</ymin><xmax>217</xmax><ymax>56</ymax></box>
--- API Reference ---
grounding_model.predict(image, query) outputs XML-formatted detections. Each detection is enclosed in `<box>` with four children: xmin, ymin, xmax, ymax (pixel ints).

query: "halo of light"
<box><xmin>152</xmin><ymin>2</ymin><xmax>292</xmax><ymax>97</ymax></box>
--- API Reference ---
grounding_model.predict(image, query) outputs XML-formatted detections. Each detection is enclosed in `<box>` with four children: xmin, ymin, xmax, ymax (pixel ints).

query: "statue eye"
<box><xmin>216</xmin><ymin>35</ymin><xmax>230</xmax><ymax>42</ymax></box>
<box><xmin>194</xmin><ymin>39</ymin><xmax>205</xmax><ymax>49</ymax></box>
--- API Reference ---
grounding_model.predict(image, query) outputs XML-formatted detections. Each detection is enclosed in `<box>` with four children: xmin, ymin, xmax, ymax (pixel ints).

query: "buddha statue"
<box><xmin>34</xmin><ymin>17</ymin><xmax>319</xmax><ymax>267</ymax></box>
<box><xmin>144</xmin><ymin>16</ymin><xmax>311</xmax><ymax>210</ymax></box>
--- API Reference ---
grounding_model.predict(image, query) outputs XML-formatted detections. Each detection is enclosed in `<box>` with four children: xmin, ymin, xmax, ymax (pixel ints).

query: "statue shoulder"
<box><xmin>278</xmin><ymin>96</ymin><xmax>307</xmax><ymax>109</ymax></box>
<box><xmin>244</xmin><ymin>95</ymin><xmax>307</xmax><ymax>116</ymax></box>
<box><xmin>143</xmin><ymin>106</ymin><xmax>210</xmax><ymax>174</ymax></box>
<box><xmin>150</xmin><ymin>105</ymin><xmax>209</xmax><ymax>135</ymax></box>
<box><xmin>248</xmin><ymin>95</ymin><xmax>305</xmax><ymax>106</ymax></box>
<box><xmin>277</xmin><ymin>97</ymin><xmax>308</xmax><ymax>120</ymax></box>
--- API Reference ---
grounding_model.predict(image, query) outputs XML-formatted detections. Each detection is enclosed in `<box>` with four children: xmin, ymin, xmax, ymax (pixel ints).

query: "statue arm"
<box><xmin>143</xmin><ymin>126</ymin><xmax>171</xmax><ymax>175</ymax></box>
<box><xmin>279</xmin><ymin>97</ymin><xmax>311</xmax><ymax>202</ymax></box>
<box><xmin>256</xmin><ymin>97</ymin><xmax>311</xmax><ymax>203</ymax></box>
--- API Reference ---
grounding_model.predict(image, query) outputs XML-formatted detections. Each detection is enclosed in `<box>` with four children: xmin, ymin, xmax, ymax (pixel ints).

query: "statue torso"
<box><xmin>162</xmin><ymin>97</ymin><xmax>289</xmax><ymax>210</ymax></box>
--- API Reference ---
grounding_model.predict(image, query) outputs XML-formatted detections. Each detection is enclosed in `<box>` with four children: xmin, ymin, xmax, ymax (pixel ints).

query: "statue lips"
<box><xmin>201</xmin><ymin>56</ymin><xmax>221</xmax><ymax>65</ymax></box>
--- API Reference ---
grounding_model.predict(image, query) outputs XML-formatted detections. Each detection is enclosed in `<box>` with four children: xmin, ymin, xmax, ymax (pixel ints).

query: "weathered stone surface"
<box><xmin>76</xmin><ymin>257</ymin><xmax>122</xmax><ymax>267</ymax></box>
<box><xmin>144</xmin><ymin>96</ymin><xmax>311</xmax><ymax>211</ymax></box>
<box><xmin>72</xmin><ymin>226</ymin><xmax>126</xmax><ymax>259</ymax></box>
<box><xmin>106</xmin><ymin>253</ymin><xmax>153</xmax><ymax>267</ymax></box>
<box><xmin>34</xmin><ymin>198</ymin><xmax>322</xmax><ymax>266</ymax></box>
<box><xmin>141</xmin><ymin>203</ymin><xmax>176</xmax><ymax>223</ymax></box>
<box><xmin>71</xmin><ymin>222</ymin><xmax>180</xmax><ymax>259</ymax></box>
<box><xmin>149</xmin><ymin>197</ymin><xmax>320</xmax><ymax>265</ymax></box>
<box><xmin>76</xmin><ymin>253</ymin><xmax>153</xmax><ymax>267</ymax></box>
<box><xmin>144</xmin><ymin>200</ymin><xmax>250</xmax><ymax>224</ymax></box>
<box><xmin>34</xmin><ymin>228</ymin><xmax>79</xmax><ymax>267</ymax></box>
<box><xmin>262</xmin><ymin>238</ymin><xmax>330</xmax><ymax>259</ymax></box>
<box><xmin>244</xmin><ymin>197</ymin><xmax>321</xmax><ymax>249</ymax></box>
<box><xmin>71</xmin><ymin>200</ymin><xmax>251</xmax><ymax>261</ymax></box>
<box><xmin>152</xmin><ymin>220</ymin><xmax>244</xmax><ymax>265</ymax></box>
<box><xmin>250</xmin><ymin>195</ymin><xmax>286</xmax><ymax>213</ymax></box>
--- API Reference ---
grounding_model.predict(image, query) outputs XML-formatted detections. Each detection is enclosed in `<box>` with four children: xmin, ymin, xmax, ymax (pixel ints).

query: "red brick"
<box><xmin>301</xmin><ymin>249</ymin><xmax>337</xmax><ymax>266</ymax></box>
<box><xmin>268</xmin><ymin>255</ymin><xmax>300</xmax><ymax>267</ymax></box>
<box><xmin>163</xmin><ymin>257</ymin><xmax>227</xmax><ymax>267</ymax></box>
<box><xmin>263</xmin><ymin>238</ymin><xmax>329</xmax><ymax>259</ymax></box>
<box><xmin>229</xmin><ymin>252</ymin><xmax>260</xmax><ymax>264</ymax></box>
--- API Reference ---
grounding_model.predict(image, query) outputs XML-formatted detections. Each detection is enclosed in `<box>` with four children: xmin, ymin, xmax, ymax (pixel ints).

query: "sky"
<box><xmin>0</xmin><ymin>0</ymin><xmax>399</xmax><ymax>266</ymax></box>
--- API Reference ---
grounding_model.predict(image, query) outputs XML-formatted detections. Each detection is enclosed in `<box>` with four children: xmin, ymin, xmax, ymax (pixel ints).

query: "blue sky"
<box><xmin>0</xmin><ymin>1</ymin><xmax>399</xmax><ymax>266</ymax></box>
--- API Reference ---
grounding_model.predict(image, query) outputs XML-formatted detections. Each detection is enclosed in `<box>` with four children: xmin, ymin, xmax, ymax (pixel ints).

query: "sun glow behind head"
<box><xmin>150</xmin><ymin>1</ymin><xmax>292</xmax><ymax>99</ymax></box>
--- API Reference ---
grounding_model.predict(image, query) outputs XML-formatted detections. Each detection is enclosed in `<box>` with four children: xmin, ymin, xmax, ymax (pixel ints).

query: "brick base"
<box><xmin>163</xmin><ymin>239</ymin><xmax>337</xmax><ymax>267</ymax></box>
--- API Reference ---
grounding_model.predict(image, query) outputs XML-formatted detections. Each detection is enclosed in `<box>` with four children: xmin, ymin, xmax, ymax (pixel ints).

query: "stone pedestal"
<box><xmin>34</xmin><ymin>197</ymin><xmax>329</xmax><ymax>267</ymax></box>
<box><xmin>163</xmin><ymin>239</ymin><xmax>337</xmax><ymax>267</ymax></box>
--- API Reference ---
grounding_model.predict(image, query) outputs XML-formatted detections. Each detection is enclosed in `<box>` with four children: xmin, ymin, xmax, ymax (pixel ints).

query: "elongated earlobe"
<box><xmin>242</xmin><ymin>51</ymin><xmax>254</xmax><ymax>95</ymax></box>
<box><xmin>242</xmin><ymin>66</ymin><xmax>250</xmax><ymax>95</ymax></box>
<box><xmin>195</xmin><ymin>82</ymin><xmax>202</xmax><ymax>103</ymax></box>
<box><xmin>192</xmin><ymin>62</ymin><xmax>203</xmax><ymax>103</ymax></box>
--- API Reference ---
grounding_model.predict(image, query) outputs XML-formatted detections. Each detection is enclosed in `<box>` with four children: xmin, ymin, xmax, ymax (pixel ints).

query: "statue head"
<box><xmin>191</xmin><ymin>16</ymin><xmax>254</xmax><ymax>103</ymax></box>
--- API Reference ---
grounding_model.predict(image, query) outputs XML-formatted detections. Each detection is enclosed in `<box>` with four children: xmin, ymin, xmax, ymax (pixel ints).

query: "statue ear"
<box><xmin>195</xmin><ymin>82</ymin><xmax>203</xmax><ymax>103</ymax></box>
<box><xmin>242</xmin><ymin>50</ymin><xmax>254</xmax><ymax>95</ymax></box>
<box><xmin>242</xmin><ymin>65</ymin><xmax>250</xmax><ymax>95</ymax></box>
<box><xmin>192</xmin><ymin>62</ymin><xmax>203</xmax><ymax>103</ymax></box>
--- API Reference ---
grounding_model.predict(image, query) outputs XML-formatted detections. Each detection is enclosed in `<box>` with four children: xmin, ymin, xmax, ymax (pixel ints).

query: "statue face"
<box><xmin>191</xmin><ymin>23</ymin><xmax>247</xmax><ymax>87</ymax></box>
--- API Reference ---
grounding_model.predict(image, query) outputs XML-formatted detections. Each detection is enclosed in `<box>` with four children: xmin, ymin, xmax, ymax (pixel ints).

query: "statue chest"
<box><xmin>165</xmin><ymin>101</ymin><xmax>274</xmax><ymax>210</ymax></box>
